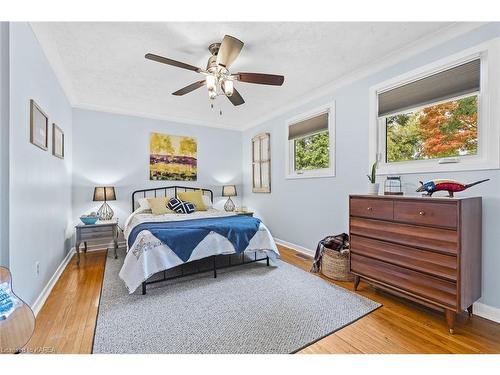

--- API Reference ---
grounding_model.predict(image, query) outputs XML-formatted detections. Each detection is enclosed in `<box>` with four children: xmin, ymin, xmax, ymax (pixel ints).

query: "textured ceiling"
<box><xmin>31</xmin><ymin>22</ymin><xmax>470</xmax><ymax>130</ymax></box>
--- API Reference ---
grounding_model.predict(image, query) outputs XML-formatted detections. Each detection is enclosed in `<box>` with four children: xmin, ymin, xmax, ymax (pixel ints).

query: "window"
<box><xmin>252</xmin><ymin>133</ymin><xmax>271</xmax><ymax>193</ymax></box>
<box><xmin>385</xmin><ymin>94</ymin><xmax>478</xmax><ymax>163</ymax></box>
<box><xmin>369</xmin><ymin>42</ymin><xmax>500</xmax><ymax>175</ymax></box>
<box><xmin>286</xmin><ymin>104</ymin><xmax>335</xmax><ymax>179</ymax></box>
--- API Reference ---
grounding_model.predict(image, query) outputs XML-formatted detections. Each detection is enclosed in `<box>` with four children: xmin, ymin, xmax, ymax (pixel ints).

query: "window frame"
<box><xmin>368</xmin><ymin>38</ymin><xmax>500</xmax><ymax>175</ymax></box>
<box><xmin>285</xmin><ymin>102</ymin><xmax>336</xmax><ymax>179</ymax></box>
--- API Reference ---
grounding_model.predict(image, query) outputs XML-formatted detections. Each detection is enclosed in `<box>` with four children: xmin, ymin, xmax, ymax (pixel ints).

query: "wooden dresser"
<box><xmin>349</xmin><ymin>195</ymin><xmax>482</xmax><ymax>333</ymax></box>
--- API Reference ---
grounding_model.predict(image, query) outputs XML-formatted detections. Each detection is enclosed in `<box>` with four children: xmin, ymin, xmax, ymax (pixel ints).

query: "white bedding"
<box><xmin>119</xmin><ymin>208</ymin><xmax>280</xmax><ymax>293</ymax></box>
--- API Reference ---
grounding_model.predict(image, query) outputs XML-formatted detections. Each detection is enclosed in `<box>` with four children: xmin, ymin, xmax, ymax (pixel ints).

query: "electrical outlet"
<box><xmin>35</xmin><ymin>261</ymin><xmax>40</xmax><ymax>276</ymax></box>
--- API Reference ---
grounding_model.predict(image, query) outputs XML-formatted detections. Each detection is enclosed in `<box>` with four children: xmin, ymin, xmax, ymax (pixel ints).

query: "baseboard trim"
<box><xmin>72</xmin><ymin>241</ymin><xmax>126</xmax><ymax>253</ymax></box>
<box><xmin>274</xmin><ymin>237</ymin><xmax>314</xmax><ymax>257</ymax></box>
<box><xmin>473</xmin><ymin>302</ymin><xmax>500</xmax><ymax>323</ymax></box>
<box><xmin>31</xmin><ymin>248</ymin><xmax>75</xmax><ymax>317</ymax></box>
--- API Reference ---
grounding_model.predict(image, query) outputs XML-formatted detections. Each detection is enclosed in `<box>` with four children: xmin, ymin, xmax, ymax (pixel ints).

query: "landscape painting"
<box><xmin>150</xmin><ymin>132</ymin><xmax>197</xmax><ymax>181</ymax></box>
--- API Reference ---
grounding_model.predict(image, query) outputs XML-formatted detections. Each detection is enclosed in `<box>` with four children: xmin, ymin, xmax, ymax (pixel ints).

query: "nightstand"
<box><xmin>235</xmin><ymin>211</ymin><xmax>254</xmax><ymax>217</ymax></box>
<box><xmin>75</xmin><ymin>219</ymin><xmax>119</xmax><ymax>266</ymax></box>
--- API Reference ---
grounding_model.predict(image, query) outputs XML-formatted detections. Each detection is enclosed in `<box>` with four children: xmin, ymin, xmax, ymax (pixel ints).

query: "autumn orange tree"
<box><xmin>386</xmin><ymin>95</ymin><xmax>478</xmax><ymax>162</ymax></box>
<box><xmin>418</xmin><ymin>96</ymin><xmax>477</xmax><ymax>158</ymax></box>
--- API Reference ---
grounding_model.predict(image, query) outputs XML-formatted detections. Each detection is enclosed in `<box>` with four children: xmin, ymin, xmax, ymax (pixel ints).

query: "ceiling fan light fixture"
<box><xmin>208</xmin><ymin>88</ymin><xmax>217</xmax><ymax>100</ymax></box>
<box><xmin>222</xmin><ymin>80</ymin><xmax>234</xmax><ymax>97</ymax></box>
<box><xmin>206</xmin><ymin>75</ymin><xmax>217</xmax><ymax>91</ymax></box>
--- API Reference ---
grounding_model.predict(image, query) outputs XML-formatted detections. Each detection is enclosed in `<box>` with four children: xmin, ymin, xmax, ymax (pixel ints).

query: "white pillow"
<box><xmin>138</xmin><ymin>198</ymin><xmax>150</xmax><ymax>209</ymax></box>
<box><xmin>202</xmin><ymin>195</ymin><xmax>213</xmax><ymax>209</ymax></box>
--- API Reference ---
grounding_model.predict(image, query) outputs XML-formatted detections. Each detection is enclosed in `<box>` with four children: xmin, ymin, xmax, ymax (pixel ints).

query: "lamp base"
<box><xmin>224</xmin><ymin>197</ymin><xmax>235</xmax><ymax>212</ymax></box>
<box><xmin>97</xmin><ymin>201</ymin><xmax>114</xmax><ymax>220</ymax></box>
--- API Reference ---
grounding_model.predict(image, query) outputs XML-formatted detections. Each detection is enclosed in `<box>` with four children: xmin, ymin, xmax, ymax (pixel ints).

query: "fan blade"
<box><xmin>145</xmin><ymin>53</ymin><xmax>201</xmax><ymax>72</ymax></box>
<box><xmin>216</xmin><ymin>35</ymin><xmax>244</xmax><ymax>69</ymax></box>
<box><xmin>227</xmin><ymin>87</ymin><xmax>245</xmax><ymax>106</ymax></box>
<box><xmin>236</xmin><ymin>72</ymin><xmax>284</xmax><ymax>86</ymax></box>
<box><xmin>172</xmin><ymin>80</ymin><xmax>206</xmax><ymax>96</ymax></box>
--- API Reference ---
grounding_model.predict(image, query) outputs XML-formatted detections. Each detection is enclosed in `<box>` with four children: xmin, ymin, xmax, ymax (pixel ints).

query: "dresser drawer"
<box><xmin>350</xmin><ymin>235</ymin><xmax>457</xmax><ymax>281</ymax></box>
<box><xmin>350</xmin><ymin>198</ymin><xmax>393</xmax><ymax>221</ymax></box>
<box><xmin>394</xmin><ymin>201</ymin><xmax>457</xmax><ymax>229</ymax></box>
<box><xmin>351</xmin><ymin>254</ymin><xmax>457</xmax><ymax>308</ymax></box>
<box><xmin>350</xmin><ymin>217</ymin><xmax>458</xmax><ymax>255</ymax></box>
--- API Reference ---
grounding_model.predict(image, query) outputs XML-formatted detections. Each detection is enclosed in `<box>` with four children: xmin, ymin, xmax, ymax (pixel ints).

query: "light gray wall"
<box><xmin>0</xmin><ymin>23</ymin><xmax>9</xmax><ymax>268</ymax></box>
<box><xmin>72</xmin><ymin>109</ymin><xmax>243</xmax><ymax>228</ymax></box>
<box><xmin>242</xmin><ymin>23</ymin><xmax>500</xmax><ymax>308</ymax></box>
<box><xmin>9</xmin><ymin>23</ymin><xmax>73</xmax><ymax>305</ymax></box>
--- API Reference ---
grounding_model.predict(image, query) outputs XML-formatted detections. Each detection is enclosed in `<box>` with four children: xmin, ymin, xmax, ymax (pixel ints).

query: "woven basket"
<box><xmin>320</xmin><ymin>246</ymin><xmax>353</xmax><ymax>281</ymax></box>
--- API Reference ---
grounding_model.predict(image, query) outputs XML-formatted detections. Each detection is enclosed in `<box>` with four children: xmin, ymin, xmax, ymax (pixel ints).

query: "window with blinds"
<box><xmin>286</xmin><ymin>105</ymin><xmax>335</xmax><ymax>178</ymax></box>
<box><xmin>378</xmin><ymin>58</ymin><xmax>480</xmax><ymax>164</ymax></box>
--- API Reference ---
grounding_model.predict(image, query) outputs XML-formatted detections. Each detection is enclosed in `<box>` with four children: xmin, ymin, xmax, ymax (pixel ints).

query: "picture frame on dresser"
<box><xmin>349</xmin><ymin>194</ymin><xmax>482</xmax><ymax>334</ymax></box>
<box><xmin>29</xmin><ymin>99</ymin><xmax>49</xmax><ymax>151</ymax></box>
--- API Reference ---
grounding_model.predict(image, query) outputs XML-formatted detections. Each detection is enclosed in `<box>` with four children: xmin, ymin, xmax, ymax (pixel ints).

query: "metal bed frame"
<box><xmin>131</xmin><ymin>185</ymin><xmax>269</xmax><ymax>295</ymax></box>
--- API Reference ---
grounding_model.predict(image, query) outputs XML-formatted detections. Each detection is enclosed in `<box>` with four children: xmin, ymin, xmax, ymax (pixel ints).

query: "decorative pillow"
<box><xmin>177</xmin><ymin>190</ymin><xmax>206</xmax><ymax>211</ymax></box>
<box><xmin>147</xmin><ymin>197</ymin><xmax>175</xmax><ymax>215</ymax></box>
<box><xmin>167</xmin><ymin>198</ymin><xmax>195</xmax><ymax>214</ymax></box>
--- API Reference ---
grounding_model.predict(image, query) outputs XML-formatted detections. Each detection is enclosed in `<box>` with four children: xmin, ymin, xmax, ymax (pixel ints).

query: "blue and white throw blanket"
<box><xmin>127</xmin><ymin>216</ymin><xmax>262</xmax><ymax>262</ymax></box>
<box><xmin>119</xmin><ymin>209</ymin><xmax>280</xmax><ymax>293</ymax></box>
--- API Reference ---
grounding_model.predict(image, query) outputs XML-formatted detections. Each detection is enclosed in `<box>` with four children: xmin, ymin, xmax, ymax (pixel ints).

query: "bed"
<box><xmin>119</xmin><ymin>186</ymin><xmax>280</xmax><ymax>294</ymax></box>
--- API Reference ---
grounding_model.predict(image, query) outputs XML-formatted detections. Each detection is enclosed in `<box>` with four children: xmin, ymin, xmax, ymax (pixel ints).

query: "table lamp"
<box><xmin>222</xmin><ymin>185</ymin><xmax>237</xmax><ymax>212</ymax></box>
<box><xmin>93</xmin><ymin>186</ymin><xmax>116</xmax><ymax>220</ymax></box>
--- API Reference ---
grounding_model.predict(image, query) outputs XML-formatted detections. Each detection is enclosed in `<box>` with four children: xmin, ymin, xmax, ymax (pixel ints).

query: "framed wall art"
<box><xmin>52</xmin><ymin>123</ymin><xmax>64</xmax><ymax>159</ymax></box>
<box><xmin>30</xmin><ymin>99</ymin><xmax>48</xmax><ymax>150</ymax></box>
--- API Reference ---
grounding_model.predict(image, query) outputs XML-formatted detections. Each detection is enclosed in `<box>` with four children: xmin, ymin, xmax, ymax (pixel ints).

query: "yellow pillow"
<box><xmin>147</xmin><ymin>197</ymin><xmax>174</xmax><ymax>215</ymax></box>
<box><xmin>177</xmin><ymin>190</ymin><xmax>206</xmax><ymax>211</ymax></box>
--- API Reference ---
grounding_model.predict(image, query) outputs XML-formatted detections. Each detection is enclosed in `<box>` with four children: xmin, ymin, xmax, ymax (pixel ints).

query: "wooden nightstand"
<box><xmin>235</xmin><ymin>211</ymin><xmax>254</xmax><ymax>217</ymax></box>
<box><xmin>75</xmin><ymin>220</ymin><xmax>119</xmax><ymax>266</ymax></box>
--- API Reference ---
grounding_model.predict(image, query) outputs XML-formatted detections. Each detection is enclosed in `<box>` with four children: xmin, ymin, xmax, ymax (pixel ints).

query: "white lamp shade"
<box><xmin>222</xmin><ymin>185</ymin><xmax>237</xmax><ymax>197</ymax></box>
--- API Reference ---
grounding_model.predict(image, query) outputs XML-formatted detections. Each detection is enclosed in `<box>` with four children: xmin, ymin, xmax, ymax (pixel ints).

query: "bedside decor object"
<box><xmin>93</xmin><ymin>186</ymin><xmax>116</xmax><ymax>220</ymax></box>
<box><xmin>366</xmin><ymin>161</ymin><xmax>379</xmax><ymax>195</ymax></box>
<box><xmin>252</xmin><ymin>133</ymin><xmax>271</xmax><ymax>193</ymax></box>
<box><xmin>384</xmin><ymin>176</ymin><xmax>403</xmax><ymax>195</ymax></box>
<box><xmin>150</xmin><ymin>132</ymin><xmax>197</xmax><ymax>181</ymax></box>
<box><xmin>52</xmin><ymin>123</ymin><xmax>64</xmax><ymax>159</ymax></box>
<box><xmin>29</xmin><ymin>99</ymin><xmax>48</xmax><ymax>150</ymax></box>
<box><xmin>416</xmin><ymin>178</ymin><xmax>489</xmax><ymax>197</ymax></box>
<box><xmin>80</xmin><ymin>213</ymin><xmax>98</xmax><ymax>225</ymax></box>
<box><xmin>349</xmin><ymin>195</ymin><xmax>482</xmax><ymax>333</ymax></box>
<box><xmin>75</xmin><ymin>220</ymin><xmax>119</xmax><ymax>266</ymax></box>
<box><xmin>222</xmin><ymin>185</ymin><xmax>237</xmax><ymax>212</ymax></box>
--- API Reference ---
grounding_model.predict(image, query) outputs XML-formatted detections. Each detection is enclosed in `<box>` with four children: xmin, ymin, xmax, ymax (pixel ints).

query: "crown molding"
<box><xmin>240</xmin><ymin>22</ymin><xmax>487</xmax><ymax>131</ymax></box>
<box><xmin>72</xmin><ymin>102</ymin><xmax>241</xmax><ymax>131</ymax></box>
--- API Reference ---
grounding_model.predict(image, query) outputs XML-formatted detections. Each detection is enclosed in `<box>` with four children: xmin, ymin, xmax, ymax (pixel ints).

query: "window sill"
<box><xmin>286</xmin><ymin>171</ymin><xmax>335</xmax><ymax>180</ymax></box>
<box><xmin>376</xmin><ymin>158</ymin><xmax>500</xmax><ymax>176</ymax></box>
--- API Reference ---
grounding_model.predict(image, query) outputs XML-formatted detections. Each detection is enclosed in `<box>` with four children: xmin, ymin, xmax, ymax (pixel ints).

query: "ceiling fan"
<box><xmin>145</xmin><ymin>35</ymin><xmax>285</xmax><ymax>106</ymax></box>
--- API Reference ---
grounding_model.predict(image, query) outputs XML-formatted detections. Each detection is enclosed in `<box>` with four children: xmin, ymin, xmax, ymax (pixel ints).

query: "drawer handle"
<box><xmin>419</xmin><ymin>211</ymin><xmax>425</xmax><ymax>216</ymax></box>
<box><xmin>367</xmin><ymin>207</ymin><xmax>373</xmax><ymax>211</ymax></box>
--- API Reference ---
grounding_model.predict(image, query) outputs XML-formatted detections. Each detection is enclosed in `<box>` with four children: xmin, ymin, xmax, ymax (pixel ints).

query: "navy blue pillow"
<box><xmin>167</xmin><ymin>198</ymin><xmax>195</xmax><ymax>214</ymax></box>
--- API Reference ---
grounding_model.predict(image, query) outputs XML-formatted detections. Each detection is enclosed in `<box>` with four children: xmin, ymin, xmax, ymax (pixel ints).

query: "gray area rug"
<box><xmin>93</xmin><ymin>249</ymin><xmax>380</xmax><ymax>354</ymax></box>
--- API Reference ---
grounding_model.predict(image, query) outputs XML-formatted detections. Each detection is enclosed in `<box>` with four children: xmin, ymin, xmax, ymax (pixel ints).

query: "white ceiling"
<box><xmin>30</xmin><ymin>22</ymin><xmax>479</xmax><ymax>130</ymax></box>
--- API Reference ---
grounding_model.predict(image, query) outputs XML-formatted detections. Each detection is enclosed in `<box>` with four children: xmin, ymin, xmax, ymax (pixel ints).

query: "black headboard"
<box><xmin>131</xmin><ymin>185</ymin><xmax>214</xmax><ymax>212</ymax></box>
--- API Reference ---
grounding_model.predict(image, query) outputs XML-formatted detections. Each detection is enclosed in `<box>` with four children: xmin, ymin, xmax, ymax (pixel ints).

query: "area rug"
<box><xmin>92</xmin><ymin>249</ymin><xmax>380</xmax><ymax>354</ymax></box>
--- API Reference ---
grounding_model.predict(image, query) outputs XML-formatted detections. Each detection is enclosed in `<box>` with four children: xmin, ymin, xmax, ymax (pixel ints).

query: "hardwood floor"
<box><xmin>26</xmin><ymin>245</ymin><xmax>500</xmax><ymax>354</ymax></box>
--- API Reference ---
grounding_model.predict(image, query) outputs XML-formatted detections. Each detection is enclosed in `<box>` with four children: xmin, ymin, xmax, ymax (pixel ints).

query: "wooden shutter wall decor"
<box><xmin>252</xmin><ymin>133</ymin><xmax>271</xmax><ymax>193</ymax></box>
